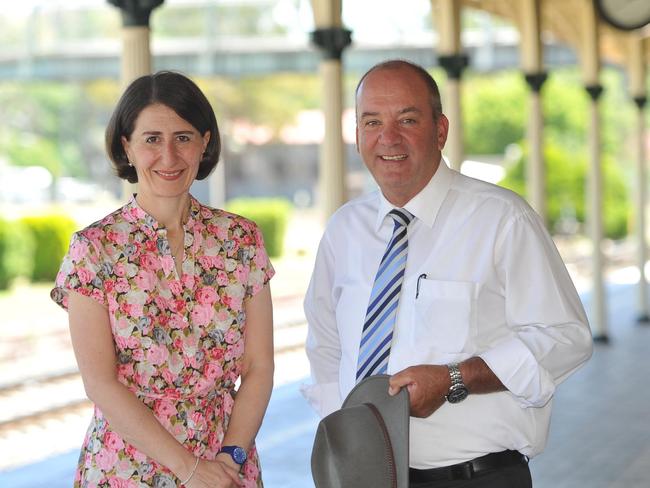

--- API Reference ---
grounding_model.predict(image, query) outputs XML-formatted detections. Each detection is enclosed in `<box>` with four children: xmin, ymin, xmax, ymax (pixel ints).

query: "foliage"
<box><xmin>20</xmin><ymin>214</ymin><xmax>77</xmax><ymax>282</ymax></box>
<box><xmin>499</xmin><ymin>142</ymin><xmax>630</xmax><ymax>239</ymax></box>
<box><xmin>226</xmin><ymin>198</ymin><xmax>292</xmax><ymax>258</ymax></box>
<box><xmin>0</xmin><ymin>218</ymin><xmax>34</xmax><ymax>290</ymax></box>
<box><xmin>462</xmin><ymin>71</ymin><xmax>528</xmax><ymax>155</ymax></box>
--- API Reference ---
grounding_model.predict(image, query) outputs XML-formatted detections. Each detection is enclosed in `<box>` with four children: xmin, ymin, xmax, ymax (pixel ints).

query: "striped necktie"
<box><xmin>356</xmin><ymin>208</ymin><xmax>413</xmax><ymax>382</ymax></box>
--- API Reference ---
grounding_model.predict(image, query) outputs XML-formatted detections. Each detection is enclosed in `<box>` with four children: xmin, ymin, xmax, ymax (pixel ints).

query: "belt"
<box><xmin>409</xmin><ymin>450</ymin><xmax>529</xmax><ymax>482</ymax></box>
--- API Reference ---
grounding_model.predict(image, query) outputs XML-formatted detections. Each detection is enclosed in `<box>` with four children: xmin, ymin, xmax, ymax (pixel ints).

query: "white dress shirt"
<box><xmin>302</xmin><ymin>161</ymin><xmax>593</xmax><ymax>468</ymax></box>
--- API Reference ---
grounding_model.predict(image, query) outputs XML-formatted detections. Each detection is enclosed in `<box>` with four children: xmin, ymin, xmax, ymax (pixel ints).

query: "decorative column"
<box><xmin>628</xmin><ymin>36</ymin><xmax>649</xmax><ymax>323</ymax></box>
<box><xmin>310</xmin><ymin>0</ymin><xmax>351</xmax><ymax>221</ymax></box>
<box><xmin>108</xmin><ymin>0</ymin><xmax>163</xmax><ymax>87</ymax></box>
<box><xmin>108</xmin><ymin>0</ymin><xmax>164</xmax><ymax>200</ymax></box>
<box><xmin>578</xmin><ymin>2</ymin><xmax>607</xmax><ymax>342</ymax></box>
<box><xmin>519</xmin><ymin>0</ymin><xmax>547</xmax><ymax>225</ymax></box>
<box><xmin>433</xmin><ymin>0</ymin><xmax>467</xmax><ymax>171</ymax></box>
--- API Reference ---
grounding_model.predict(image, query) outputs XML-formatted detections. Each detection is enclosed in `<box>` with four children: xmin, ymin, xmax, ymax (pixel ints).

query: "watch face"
<box><xmin>232</xmin><ymin>447</ymin><xmax>247</xmax><ymax>465</ymax></box>
<box><xmin>447</xmin><ymin>386</ymin><xmax>469</xmax><ymax>404</ymax></box>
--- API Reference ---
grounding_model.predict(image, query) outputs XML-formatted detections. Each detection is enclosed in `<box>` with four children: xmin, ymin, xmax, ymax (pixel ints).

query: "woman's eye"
<box><xmin>177</xmin><ymin>135</ymin><xmax>190</xmax><ymax>142</ymax></box>
<box><xmin>145</xmin><ymin>136</ymin><xmax>158</xmax><ymax>144</ymax></box>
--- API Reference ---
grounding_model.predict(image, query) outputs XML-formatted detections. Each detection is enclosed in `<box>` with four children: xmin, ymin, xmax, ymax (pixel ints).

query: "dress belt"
<box><xmin>409</xmin><ymin>450</ymin><xmax>529</xmax><ymax>482</ymax></box>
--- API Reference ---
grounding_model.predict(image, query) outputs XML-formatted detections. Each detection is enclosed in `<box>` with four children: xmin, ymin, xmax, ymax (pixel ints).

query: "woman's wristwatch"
<box><xmin>218</xmin><ymin>445</ymin><xmax>247</xmax><ymax>466</ymax></box>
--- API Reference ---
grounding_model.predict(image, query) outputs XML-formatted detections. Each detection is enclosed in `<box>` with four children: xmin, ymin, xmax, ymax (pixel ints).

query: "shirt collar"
<box><xmin>374</xmin><ymin>157</ymin><xmax>455</xmax><ymax>231</ymax></box>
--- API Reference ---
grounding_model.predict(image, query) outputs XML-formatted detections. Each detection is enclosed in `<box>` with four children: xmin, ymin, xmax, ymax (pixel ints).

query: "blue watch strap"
<box><xmin>219</xmin><ymin>445</ymin><xmax>247</xmax><ymax>465</ymax></box>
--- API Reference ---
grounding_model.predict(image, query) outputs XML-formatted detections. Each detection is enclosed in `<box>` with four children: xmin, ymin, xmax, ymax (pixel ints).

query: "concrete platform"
<box><xmin>1</xmin><ymin>281</ymin><xmax>649</xmax><ymax>487</ymax></box>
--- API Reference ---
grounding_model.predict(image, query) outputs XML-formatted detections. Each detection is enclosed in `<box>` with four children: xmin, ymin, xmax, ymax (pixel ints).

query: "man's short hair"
<box><xmin>355</xmin><ymin>59</ymin><xmax>443</xmax><ymax>118</ymax></box>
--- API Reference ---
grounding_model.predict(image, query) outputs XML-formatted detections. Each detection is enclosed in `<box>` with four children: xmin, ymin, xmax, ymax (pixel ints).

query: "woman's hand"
<box><xmin>185</xmin><ymin>458</ymin><xmax>242</xmax><ymax>488</ymax></box>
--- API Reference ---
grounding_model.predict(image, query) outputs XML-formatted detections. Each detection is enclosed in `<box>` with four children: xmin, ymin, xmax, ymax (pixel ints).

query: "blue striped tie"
<box><xmin>356</xmin><ymin>208</ymin><xmax>413</xmax><ymax>382</ymax></box>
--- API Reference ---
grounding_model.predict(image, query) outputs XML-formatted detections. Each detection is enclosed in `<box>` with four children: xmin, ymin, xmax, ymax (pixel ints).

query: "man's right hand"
<box><xmin>388</xmin><ymin>365</ymin><xmax>451</xmax><ymax>418</ymax></box>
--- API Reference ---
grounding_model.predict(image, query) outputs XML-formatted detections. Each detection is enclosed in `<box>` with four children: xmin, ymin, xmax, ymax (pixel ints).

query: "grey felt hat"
<box><xmin>311</xmin><ymin>375</ymin><xmax>410</xmax><ymax>488</ymax></box>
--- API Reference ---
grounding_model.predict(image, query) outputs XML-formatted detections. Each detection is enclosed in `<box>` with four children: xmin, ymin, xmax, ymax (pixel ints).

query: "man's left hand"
<box><xmin>388</xmin><ymin>365</ymin><xmax>451</xmax><ymax>418</ymax></box>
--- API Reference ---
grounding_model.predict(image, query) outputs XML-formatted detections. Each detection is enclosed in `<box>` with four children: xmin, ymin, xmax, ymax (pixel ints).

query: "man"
<box><xmin>302</xmin><ymin>59</ymin><xmax>593</xmax><ymax>487</ymax></box>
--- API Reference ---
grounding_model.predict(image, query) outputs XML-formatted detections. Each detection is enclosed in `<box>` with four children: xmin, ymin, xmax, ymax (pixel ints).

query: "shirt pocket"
<box><xmin>414</xmin><ymin>279</ymin><xmax>478</xmax><ymax>353</ymax></box>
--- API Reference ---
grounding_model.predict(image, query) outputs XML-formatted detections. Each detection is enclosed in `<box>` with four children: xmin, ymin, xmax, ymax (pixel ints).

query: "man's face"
<box><xmin>355</xmin><ymin>67</ymin><xmax>448</xmax><ymax>207</ymax></box>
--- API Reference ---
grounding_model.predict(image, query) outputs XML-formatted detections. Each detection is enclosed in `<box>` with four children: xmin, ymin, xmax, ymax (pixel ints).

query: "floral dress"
<box><xmin>51</xmin><ymin>195</ymin><xmax>274</xmax><ymax>488</ymax></box>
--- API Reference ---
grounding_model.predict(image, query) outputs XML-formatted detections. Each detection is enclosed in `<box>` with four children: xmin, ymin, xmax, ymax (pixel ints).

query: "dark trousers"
<box><xmin>409</xmin><ymin>462</ymin><xmax>532</xmax><ymax>488</ymax></box>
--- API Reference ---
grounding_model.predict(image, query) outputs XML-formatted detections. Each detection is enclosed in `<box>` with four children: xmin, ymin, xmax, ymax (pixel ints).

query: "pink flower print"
<box><xmin>91</xmin><ymin>289</ymin><xmax>105</xmax><ymax>303</ymax></box>
<box><xmin>234</xmin><ymin>264</ymin><xmax>249</xmax><ymax>284</ymax></box>
<box><xmin>96</xmin><ymin>447</ymin><xmax>119</xmax><ymax>471</ymax></box>
<box><xmin>108</xmin><ymin>475</ymin><xmax>138</xmax><ymax>488</ymax></box>
<box><xmin>203</xmin><ymin>361</ymin><xmax>223</xmax><ymax>380</ymax></box>
<box><xmin>114</xmin><ymin>262</ymin><xmax>126</xmax><ymax>277</ymax></box>
<box><xmin>168</xmin><ymin>279</ymin><xmax>182</xmax><ymax>296</ymax></box>
<box><xmin>161</xmin><ymin>368</ymin><xmax>175</xmax><ymax>385</ymax></box>
<box><xmin>77</xmin><ymin>268</ymin><xmax>95</xmax><ymax>285</ymax></box>
<box><xmin>160</xmin><ymin>255</ymin><xmax>175</xmax><ymax>275</ymax></box>
<box><xmin>169</xmin><ymin>315</ymin><xmax>189</xmax><ymax>330</ymax></box>
<box><xmin>215</xmin><ymin>309</ymin><xmax>229</xmax><ymax>323</ymax></box>
<box><xmin>224</xmin><ymin>328</ymin><xmax>241</xmax><ymax>345</ymax></box>
<box><xmin>134</xmin><ymin>269</ymin><xmax>156</xmax><ymax>291</ymax></box>
<box><xmin>139</xmin><ymin>253</ymin><xmax>160</xmax><ymax>272</ymax></box>
<box><xmin>201</xmin><ymin>206</ymin><xmax>213</xmax><ymax>219</ymax></box>
<box><xmin>69</xmin><ymin>238</ymin><xmax>89</xmax><ymax>262</ymax></box>
<box><xmin>225</xmin><ymin>340</ymin><xmax>245</xmax><ymax>361</ymax></box>
<box><xmin>106</xmin><ymin>230</ymin><xmax>129</xmax><ymax>246</ymax></box>
<box><xmin>104</xmin><ymin>431</ymin><xmax>124</xmax><ymax>451</ymax></box>
<box><xmin>155</xmin><ymin>399</ymin><xmax>177</xmax><ymax>423</ymax></box>
<box><xmin>191</xmin><ymin>303</ymin><xmax>214</xmax><ymax>326</ymax></box>
<box><xmin>223</xmin><ymin>390</ymin><xmax>235</xmax><ymax>413</ymax></box>
<box><xmin>189</xmin><ymin>411</ymin><xmax>206</xmax><ymax>431</ymax></box>
<box><xmin>132</xmin><ymin>349</ymin><xmax>145</xmax><ymax>362</ymax></box>
<box><xmin>243</xmin><ymin>461</ymin><xmax>260</xmax><ymax>482</ymax></box>
<box><xmin>254</xmin><ymin>248</ymin><xmax>269</xmax><ymax>267</ymax></box>
<box><xmin>217</xmin><ymin>270</ymin><xmax>229</xmax><ymax>286</ymax></box>
<box><xmin>146</xmin><ymin>344</ymin><xmax>169</xmax><ymax>366</ymax></box>
<box><xmin>181</xmin><ymin>274</ymin><xmax>195</xmax><ymax>289</ymax></box>
<box><xmin>213</xmin><ymin>255</ymin><xmax>225</xmax><ymax>269</ymax></box>
<box><xmin>154</xmin><ymin>295</ymin><xmax>168</xmax><ymax>310</ymax></box>
<box><xmin>117</xmin><ymin>362</ymin><xmax>134</xmax><ymax>378</ymax></box>
<box><xmin>198</xmin><ymin>255</ymin><xmax>214</xmax><ymax>270</ymax></box>
<box><xmin>196</xmin><ymin>286</ymin><xmax>218</xmax><ymax>305</ymax></box>
<box><xmin>85</xmin><ymin>227</ymin><xmax>103</xmax><ymax>241</ymax></box>
<box><xmin>115</xmin><ymin>278</ymin><xmax>130</xmax><ymax>293</ymax></box>
<box><xmin>211</xmin><ymin>347</ymin><xmax>225</xmax><ymax>360</ymax></box>
<box><xmin>172</xmin><ymin>299</ymin><xmax>186</xmax><ymax>314</ymax></box>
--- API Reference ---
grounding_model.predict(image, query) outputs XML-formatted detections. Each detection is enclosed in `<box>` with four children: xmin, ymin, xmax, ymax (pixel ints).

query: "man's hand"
<box><xmin>388</xmin><ymin>365</ymin><xmax>451</xmax><ymax>418</ymax></box>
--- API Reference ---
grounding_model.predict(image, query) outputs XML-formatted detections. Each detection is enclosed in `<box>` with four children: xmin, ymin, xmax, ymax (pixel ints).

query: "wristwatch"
<box><xmin>445</xmin><ymin>363</ymin><xmax>469</xmax><ymax>404</ymax></box>
<box><xmin>219</xmin><ymin>445</ymin><xmax>247</xmax><ymax>466</ymax></box>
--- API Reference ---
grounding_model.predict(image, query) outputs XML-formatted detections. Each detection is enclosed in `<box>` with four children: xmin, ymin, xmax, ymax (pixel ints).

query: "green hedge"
<box><xmin>20</xmin><ymin>214</ymin><xmax>77</xmax><ymax>282</ymax></box>
<box><xmin>226</xmin><ymin>198</ymin><xmax>292</xmax><ymax>258</ymax></box>
<box><xmin>0</xmin><ymin>218</ymin><xmax>35</xmax><ymax>290</ymax></box>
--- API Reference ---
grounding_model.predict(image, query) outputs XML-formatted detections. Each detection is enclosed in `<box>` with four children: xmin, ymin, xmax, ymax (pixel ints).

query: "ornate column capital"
<box><xmin>633</xmin><ymin>96</ymin><xmax>647</xmax><ymax>110</ymax></box>
<box><xmin>310</xmin><ymin>27</ymin><xmax>352</xmax><ymax>60</ymax></box>
<box><xmin>107</xmin><ymin>0</ymin><xmax>164</xmax><ymax>27</ymax></box>
<box><xmin>437</xmin><ymin>54</ymin><xmax>469</xmax><ymax>80</ymax></box>
<box><xmin>585</xmin><ymin>84</ymin><xmax>604</xmax><ymax>101</ymax></box>
<box><xmin>524</xmin><ymin>72</ymin><xmax>548</xmax><ymax>93</ymax></box>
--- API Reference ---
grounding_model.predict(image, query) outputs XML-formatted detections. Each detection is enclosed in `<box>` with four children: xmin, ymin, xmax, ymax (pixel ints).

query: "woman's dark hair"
<box><xmin>105</xmin><ymin>71</ymin><xmax>220</xmax><ymax>183</ymax></box>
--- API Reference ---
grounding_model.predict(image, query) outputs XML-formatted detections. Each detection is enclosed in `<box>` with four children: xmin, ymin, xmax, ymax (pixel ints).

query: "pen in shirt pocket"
<box><xmin>416</xmin><ymin>273</ymin><xmax>427</xmax><ymax>299</ymax></box>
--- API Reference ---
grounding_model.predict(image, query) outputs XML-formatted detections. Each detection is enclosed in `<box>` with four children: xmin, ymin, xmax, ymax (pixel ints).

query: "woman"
<box><xmin>51</xmin><ymin>71</ymin><xmax>274</xmax><ymax>488</ymax></box>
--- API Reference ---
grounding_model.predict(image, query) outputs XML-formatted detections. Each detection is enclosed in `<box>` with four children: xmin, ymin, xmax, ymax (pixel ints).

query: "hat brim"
<box><xmin>342</xmin><ymin>375</ymin><xmax>410</xmax><ymax>487</ymax></box>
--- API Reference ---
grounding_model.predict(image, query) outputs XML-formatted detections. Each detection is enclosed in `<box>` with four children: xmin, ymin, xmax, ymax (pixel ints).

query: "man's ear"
<box><xmin>436</xmin><ymin>114</ymin><xmax>449</xmax><ymax>150</ymax></box>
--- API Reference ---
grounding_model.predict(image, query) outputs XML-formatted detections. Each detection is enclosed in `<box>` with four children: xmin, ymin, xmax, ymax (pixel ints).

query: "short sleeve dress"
<box><xmin>51</xmin><ymin>195</ymin><xmax>274</xmax><ymax>488</ymax></box>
